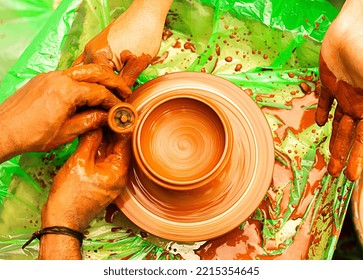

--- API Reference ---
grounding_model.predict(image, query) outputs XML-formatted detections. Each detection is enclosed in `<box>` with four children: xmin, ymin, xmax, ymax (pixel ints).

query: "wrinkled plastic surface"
<box><xmin>0</xmin><ymin>0</ymin><xmax>59</xmax><ymax>86</ymax></box>
<box><xmin>0</xmin><ymin>0</ymin><xmax>353</xmax><ymax>260</ymax></box>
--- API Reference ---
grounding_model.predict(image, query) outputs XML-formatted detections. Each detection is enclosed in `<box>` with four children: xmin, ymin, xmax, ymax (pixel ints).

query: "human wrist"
<box><xmin>25</xmin><ymin>204</ymin><xmax>85</xmax><ymax>259</ymax></box>
<box><xmin>41</xmin><ymin>201</ymin><xmax>86</xmax><ymax>233</ymax></box>
<box><xmin>36</xmin><ymin>200</ymin><xmax>86</xmax><ymax>259</ymax></box>
<box><xmin>39</xmin><ymin>233</ymin><xmax>83</xmax><ymax>260</ymax></box>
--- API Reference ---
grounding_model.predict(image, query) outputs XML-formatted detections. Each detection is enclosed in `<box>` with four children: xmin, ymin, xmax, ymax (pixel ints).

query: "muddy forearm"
<box><xmin>0</xmin><ymin>118</ymin><xmax>21</xmax><ymax>163</ymax></box>
<box><xmin>111</xmin><ymin>0</ymin><xmax>174</xmax><ymax>34</ymax></box>
<box><xmin>38</xmin><ymin>234</ymin><xmax>82</xmax><ymax>260</ymax></box>
<box><xmin>39</xmin><ymin>203</ymin><xmax>84</xmax><ymax>260</ymax></box>
<box><xmin>0</xmin><ymin>140</ymin><xmax>17</xmax><ymax>164</ymax></box>
<box><xmin>122</xmin><ymin>0</ymin><xmax>174</xmax><ymax>21</ymax></box>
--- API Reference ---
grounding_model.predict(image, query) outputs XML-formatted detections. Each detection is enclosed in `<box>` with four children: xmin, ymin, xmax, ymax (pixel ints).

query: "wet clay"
<box><xmin>317</xmin><ymin>55</ymin><xmax>363</xmax><ymax>181</ymax></box>
<box><xmin>108</xmin><ymin>103</ymin><xmax>138</xmax><ymax>134</ymax></box>
<box><xmin>0</xmin><ymin>70</ymin><xmax>125</xmax><ymax>159</ymax></box>
<box><xmin>195</xmin><ymin>206</ymin><xmax>315</xmax><ymax>260</ymax></box>
<box><xmin>263</xmin><ymin>90</ymin><xmax>318</xmax><ymax>136</ymax></box>
<box><xmin>68</xmin><ymin>51</ymin><xmax>152</xmax><ymax>99</ymax></box>
<box><xmin>42</xmin><ymin>128</ymin><xmax>131</xmax><ymax>235</ymax></box>
<box><xmin>134</xmin><ymin>96</ymin><xmax>230</xmax><ymax>190</ymax></box>
<box><xmin>114</xmin><ymin>72</ymin><xmax>274</xmax><ymax>242</ymax></box>
<box><xmin>70</xmin><ymin>0</ymin><xmax>156</xmax><ymax>99</ymax></box>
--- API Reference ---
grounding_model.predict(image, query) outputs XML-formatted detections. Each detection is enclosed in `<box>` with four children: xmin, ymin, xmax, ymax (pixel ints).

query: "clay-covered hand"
<box><xmin>72</xmin><ymin>0</ymin><xmax>173</xmax><ymax>98</ymax></box>
<box><xmin>0</xmin><ymin>70</ymin><xmax>121</xmax><ymax>162</ymax></box>
<box><xmin>41</xmin><ymin>128</ymin><xmax>131</xmax><ymax>232</ymax></box>
<box><xmin>315</xmin><ymin>0</ymin><xmax>363</xmax><ymax>181</ymax></box>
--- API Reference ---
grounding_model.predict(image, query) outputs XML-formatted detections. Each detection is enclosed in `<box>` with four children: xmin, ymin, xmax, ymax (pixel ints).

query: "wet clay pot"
<box><xmin>114</xmin><ymin>72</ymin><xmax>274</xmax><ymax>242</ymax></box>
<box><xmin>353</xmin><ymin>176</ymin><xmax>363</xmax><ymax>248</ymax></box>
<box><xmin>134</xmin><ymin>94</ymin><xmax>232</xmax><ymax>191</ymax></box>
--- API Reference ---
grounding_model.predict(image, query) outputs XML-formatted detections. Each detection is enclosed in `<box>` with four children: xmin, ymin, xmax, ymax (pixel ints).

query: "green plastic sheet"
<box><xmin>0</xmin><ymin>0</ymin><xmax>354</xmax><ymax>260</ymax></box>
<box><xmin>0</xmin><ymin>0</ymin><xmax>59</xmax><ymax>86</ymax></box>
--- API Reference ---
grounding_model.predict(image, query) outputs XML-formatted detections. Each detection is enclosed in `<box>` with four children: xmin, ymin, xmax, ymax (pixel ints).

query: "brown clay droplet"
<box><xmin>299</xmin><ymin>82</ymin><xmax>311</xmax><ymax>94</ymax></box>
<box><xmin>151</xmin><ymin>51</ymin><xmax>169</xmax><ymax>65</ymax></box>
<box><xmin>235</xmin><ymin>64</ymin><xmax>242</xmax><ymax>71</ymax></box>
<box><xmin>184</xmin><ymin>42</ymin><xmax>196</xmax><ymax>52</ymax></box>
<box><xmin>215</xmin><ymin>44</ymin><xmax>221</xmax><ymax>56</ymax></box>
<box><xmin>162</xmin><ymin>29</ymin><xmax>173</xmax><ymax>41</ymax></box>
<box><xmin>172</xmin><ymin>40</ymin><xmax>181</xmax><ymax>48</ymax></box>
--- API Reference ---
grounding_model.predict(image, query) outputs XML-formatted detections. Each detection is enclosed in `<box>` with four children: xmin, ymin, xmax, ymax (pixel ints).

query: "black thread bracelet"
<box><xmin>22</xmin><ymin>226</ymin><xmax>84</xmax><ymax>249</ymax></box>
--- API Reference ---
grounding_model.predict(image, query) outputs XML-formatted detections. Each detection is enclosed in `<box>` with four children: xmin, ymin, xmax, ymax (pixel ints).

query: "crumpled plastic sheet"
<box><xmin>0</xmin><ymin>0</ymin><xmax>353</xmax><ymax>260</ymax></box>
<box><xmin>0</xmin><ymin>0</ymin><xmax>61</xmax><ymax>86</ymax></box>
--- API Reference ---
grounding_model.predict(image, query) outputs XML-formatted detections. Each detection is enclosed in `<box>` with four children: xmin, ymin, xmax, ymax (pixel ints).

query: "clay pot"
<box><xmin>134</xmin><ymin>94</ymin><xmax>232</xmax><ymax>191</ymax></box>
<box><xmin>352</xmin><ymin>176</ymin><xmax>363</xmax><ymax>247</ymax></box>
<box><xmin>114</xmin><ymin>72</ymin><xmax>274</xmax><ymax>242</ymax></box>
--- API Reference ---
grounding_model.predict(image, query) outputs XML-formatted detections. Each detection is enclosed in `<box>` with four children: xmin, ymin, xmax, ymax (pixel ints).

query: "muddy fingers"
<box><xmin>328</xmin><ymin>114</ymin><xmax>356</xmax><ymax>177</ymax></box>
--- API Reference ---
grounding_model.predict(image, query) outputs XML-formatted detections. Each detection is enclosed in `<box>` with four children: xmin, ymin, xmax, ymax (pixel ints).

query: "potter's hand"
<box><xmin>0</xmin><ymin>70</ymin><xmax>121</xmax><ymax>163</ymax></box>
<box><xmin>39</xmin><ymin>128</ymin><xmax>130</xmax><ymax>259</ymax></box>
<box><xmin>72</xmin><ymin>0</ymin><xmax>173</xmax><ymax>98</ymax></box>
<box><xmin>41</xmin><ymin>128</ymin><xmax>131</xmax><ymax>233</ymax></box>
<box><xmin>316</xmin><ymin>0</ymin><xmax>363</xmax><ymax>181</ymax></box>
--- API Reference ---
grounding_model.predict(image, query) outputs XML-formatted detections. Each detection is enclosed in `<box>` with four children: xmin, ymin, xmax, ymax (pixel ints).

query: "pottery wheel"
<box><xmin>114</xmin><ymin>72</ymin><xmax>274</xmax><ymax>242</ymax></box>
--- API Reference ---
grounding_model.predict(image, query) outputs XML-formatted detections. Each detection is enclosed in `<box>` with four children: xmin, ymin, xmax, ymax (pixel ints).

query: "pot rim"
<box><xmin>133</xmin><ymin>93</ymin><xmax>233</xmax><ymax>190</ymax></box>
